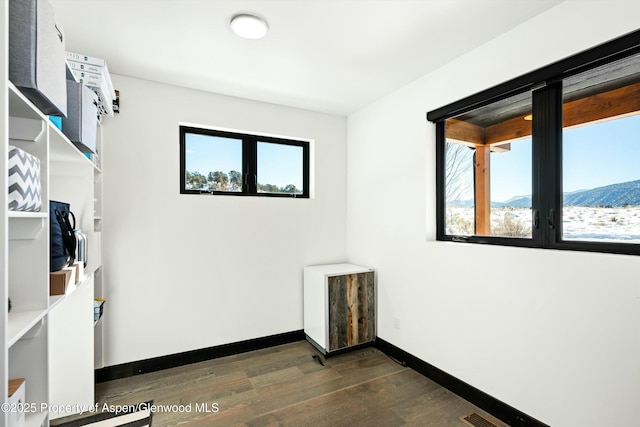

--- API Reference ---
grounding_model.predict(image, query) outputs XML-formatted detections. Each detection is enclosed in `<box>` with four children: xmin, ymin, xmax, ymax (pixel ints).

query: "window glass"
<box><xmin>490</xmin><ymin>138</ymin><xmax>532</xmax><ymax>237</ymax></box>
<box><xmin>444</xmin><ymin>142</ymin><xmax>475</xmax><ymax>235</ymax></box>
<box><xmin>257</xmin><ymin>141</ymin><xmax>304</xmax><ymax>195</ymax></box>
<box><xmin>445</xmin><ymin>92</ymin><xmax>533</xmax><ymax>237</ymax></box>
<box><xmin>562</xmin><ymin>54</ymin><xmax>640</xmax><ymax>242</ymax></box>
<box><xmin>184</xmin><ymin>133</ymin><xmax>243</xmax><ymax>192</ymax></box>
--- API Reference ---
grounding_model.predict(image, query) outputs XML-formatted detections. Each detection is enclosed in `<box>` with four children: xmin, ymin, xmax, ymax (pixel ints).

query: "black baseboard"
<box><xmin>95</xmin><ymin>329</ymin><xmax>305</xmax><ymax>383</ymax></box>
<box><xmin>375</xmin><ymin>338</ymin><xmax>549</xmax><ymax>427</ymax></box>
<box><xmin>96</xmin><ymin>331</ymin><xmax>548</xmax><ymax>427</ymax></box>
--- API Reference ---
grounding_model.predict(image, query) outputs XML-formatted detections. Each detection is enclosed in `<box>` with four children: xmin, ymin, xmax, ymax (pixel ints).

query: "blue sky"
<box><xmin>185</xmin><ymin>134</ymin><xmax>242</xmax><ymax>176</ymax></box>
<box><xmin>490</xmin><ymin>114</ymin><xmax>640</xmax><ymax>202</ymax></box>
<box><xmin>257</xmin><ymin>142</ymin><xmax>303</xmax><ymax>188</ymax></box>
<box><xmin>185</xmin><ymin>133</ymin><xmax>303</xmax><ymax>188</ymax></box>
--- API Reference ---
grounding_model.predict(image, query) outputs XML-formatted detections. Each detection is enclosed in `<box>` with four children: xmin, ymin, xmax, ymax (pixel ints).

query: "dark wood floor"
<box><xmin>56</xmin><ymin>341</ymin><xmax>508</xmax><ymax>427</ymax></box>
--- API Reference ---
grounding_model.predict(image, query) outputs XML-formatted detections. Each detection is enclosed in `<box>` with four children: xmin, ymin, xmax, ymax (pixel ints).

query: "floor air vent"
<box><xmin>461</xmin><ymin>412</ymin><xmax>498</xmax><ymax>427</ymax></box>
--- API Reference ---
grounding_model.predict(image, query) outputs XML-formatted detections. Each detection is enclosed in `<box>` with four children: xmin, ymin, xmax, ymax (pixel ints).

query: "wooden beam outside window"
<box><xmin>447</xmin><ymin>82</ymin><xmax>640</xmax><ymax>146</ymax></box>
<box><xmin>563</xmin><ymin>82</ymin><xmax>640</xmax><ymax>129</ymax></box>
<box><xmin>474</xmin><ymin>146</ymin><xmax>491</xmax><ymax>235</ymax></box>
<box><xmin>445</xmin><ymin>119</ymin><xmax>484</xmax><ymax>146</ymax></box>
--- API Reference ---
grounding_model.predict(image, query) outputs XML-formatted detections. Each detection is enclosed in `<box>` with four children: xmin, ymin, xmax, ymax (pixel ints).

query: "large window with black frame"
<box><xmin>429</xmin><ymin>30</ymin><xmax>640</xmax><ymax>255</ymax></box>
<box><xmin>180</xmin><ymin>125</ymin><xmax>310</xmax><ymax>198</ymax></box>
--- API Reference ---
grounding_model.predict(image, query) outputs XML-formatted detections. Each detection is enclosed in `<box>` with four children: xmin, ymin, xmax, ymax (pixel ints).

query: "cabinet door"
<box><xmin>327</xmin><ymin>272</ymin><xmax>374</xmax><ymax>352</ymax></box>
<box><xmin>48</xmin><ymin>277</ymin><xmax>94</xmax><ymax>419</ymax></box>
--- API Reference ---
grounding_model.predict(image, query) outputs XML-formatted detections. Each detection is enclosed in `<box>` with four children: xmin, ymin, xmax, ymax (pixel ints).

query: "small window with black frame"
<box><xmin>180</xmin><ymin>126</ymin><xmax>310</xmax><ymax>198</ymax></box>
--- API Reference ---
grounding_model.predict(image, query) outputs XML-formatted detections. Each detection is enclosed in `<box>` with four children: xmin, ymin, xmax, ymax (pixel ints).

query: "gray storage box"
<box><xmin>9</xmin><ymin>0</ymin><xmax>67</xmax><ymax>116</ymax></box>
<box><xmin>62</xmin><ymin>80</ymin><xmax>98</xmax><ymax>153</ymax></box>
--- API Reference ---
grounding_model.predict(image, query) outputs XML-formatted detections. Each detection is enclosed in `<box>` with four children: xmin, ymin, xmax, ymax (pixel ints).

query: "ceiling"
<box><xmin>50</xmin><ymin>0</ymin><xmax>563</xmax><ymax>116</ymax></box>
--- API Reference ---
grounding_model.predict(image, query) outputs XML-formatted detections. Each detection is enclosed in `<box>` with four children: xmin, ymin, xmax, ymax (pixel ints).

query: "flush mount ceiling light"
<box><xmin>230</xmin><ymin>14</ymin><xmax>269</xmax><ymax>40</ymax></box>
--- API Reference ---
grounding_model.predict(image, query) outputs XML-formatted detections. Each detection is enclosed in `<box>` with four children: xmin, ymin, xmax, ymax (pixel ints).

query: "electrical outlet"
<box><xmin>394</xmin><ymin>316</ymin><xmax>401</xmax><ymax>330</ymax></box>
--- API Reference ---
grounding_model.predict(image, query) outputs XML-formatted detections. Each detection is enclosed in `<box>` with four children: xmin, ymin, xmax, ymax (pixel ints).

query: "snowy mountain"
<box><xmin>449</xmin><ymin>179</ymin><xmax>640</xmax><ymax>208</ymax></box>
<box><xmin>563</xmin><ymin>179</ymin><xmax>640</xmax><ymax>207</ymax></box>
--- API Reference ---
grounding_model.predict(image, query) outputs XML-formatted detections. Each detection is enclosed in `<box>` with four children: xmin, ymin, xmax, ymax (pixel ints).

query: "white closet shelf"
<box><xmin>8</xmin><ymin>309</ymin><xmax>47</xmax><ymax>347</ymax></box>
<box><xmin>49</xmin><ymin>273</ymin><xmax>92</xmax><ymax>311</ymax></box>
<box><xmin>8</xmin><ymin>83</ymin><xmax>46</xmax><ymax>121</ymax></box>
<box><xmin>49</xmin><ymin>121</ymin><xmax>96</xmax><ymax>168</ymax></box>
<box><xmin>7</xmin><ymin>211</ymin><xmax>47</xmax><ymax>218</ymax></box>
<box><xmin>8</xmin><ymin>213</ymin><xmax>46</xmax><ymax>240</ymax></box>
<box><xmin>9</xmin><ymin>82</ymin><xmax>96</xmax><ymax>169</ymax></box>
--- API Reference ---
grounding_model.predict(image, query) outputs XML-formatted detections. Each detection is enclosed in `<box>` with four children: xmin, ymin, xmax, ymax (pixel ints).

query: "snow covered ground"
<box><xmin>562</xmin><ymin>205</ymin><xmax>640</xmax><ymax>242</ymax></box>
<box><xmin>446</xmin><ymin>206</ymin><xmax>640</xmax><ymax>242</ymax></box>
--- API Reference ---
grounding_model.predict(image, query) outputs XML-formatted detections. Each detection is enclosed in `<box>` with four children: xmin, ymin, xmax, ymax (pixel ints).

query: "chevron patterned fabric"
<box><xmin>8</xmin><ymin>145</ymin><xmax>42</xmax><ymax>212</ymax></box>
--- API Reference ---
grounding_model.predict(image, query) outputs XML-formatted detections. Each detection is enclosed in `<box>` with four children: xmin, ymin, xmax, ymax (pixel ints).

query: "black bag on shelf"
<box><xmin>50</xmin><ymin>200</ymin><xmax>76</xmax><ymax>272</ymax></box>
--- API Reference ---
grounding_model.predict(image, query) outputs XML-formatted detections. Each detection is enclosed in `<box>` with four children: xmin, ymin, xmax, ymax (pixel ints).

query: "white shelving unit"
<box><xmin>5</xmin><ymin>84</ymin><xmax>52</xmax><ymax>427</ymax></box>
<box><xmin>2</xmin><ymin>37</ymin><xmax>105</xmax><ymax>426</ymax></box>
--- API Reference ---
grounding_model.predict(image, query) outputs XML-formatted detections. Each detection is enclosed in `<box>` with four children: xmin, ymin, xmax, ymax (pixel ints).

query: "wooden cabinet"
<box><xmin>304</xmin><ymin>264</ymin><xmax>375</xmax><ymax>355</ymax></box>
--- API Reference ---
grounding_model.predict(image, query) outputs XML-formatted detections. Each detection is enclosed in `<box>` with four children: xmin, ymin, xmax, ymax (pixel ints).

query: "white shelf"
<box><xmin>9</xmin><ymin>82</ymin><xmax>94</xmax><ymax>170</ymax></box>
<box><xmin>8</xmin><ymin>83</ymin><xmax>46</xmax><ymax>121</ymax></box>
<box><xmin>7</xmin><ymin>211</ymin><xmax>46</xmax><ymax>218</ymax></box>
<box><xmin>9</xmin><ymin>116</ymin><xmax>45</xmax><ymax>142</ymax></box>
<box><xmin>7</xmin><ymin>310</ymin><xmax>47</xmax><ymax>347</ymax></box>
<box><xmin>49</xmin><ymin>295</ymin><xmax>65</xmax><ymax>310</ymax></box>
<box><xmin>49</xmin><ymin>274</ymin><xmax>91</xmax><ymax>311</ymax></box>
<box><xmin>66</xmin><ymin>274</ymin><xmax>90</xmax><ymax>296</ymax></box>
<box><xmin>8</xmin><ymin>213</ymin><xmax>46</xmax><ymax>240</ymax></box>
<box><xmin>49</xmin><ymin>122</ymin><xmax>95</xmax><ymax>167</ymax></box>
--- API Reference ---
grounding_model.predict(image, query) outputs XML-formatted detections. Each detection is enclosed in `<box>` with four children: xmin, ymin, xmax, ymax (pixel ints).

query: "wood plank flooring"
<box><xmin>53</xmin><ymin>341</ymin><xmax>508</xmax><ymax>427</ymax></box>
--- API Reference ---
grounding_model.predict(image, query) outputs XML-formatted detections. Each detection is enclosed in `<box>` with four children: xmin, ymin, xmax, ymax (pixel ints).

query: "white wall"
<box><xmin>101</xmin><ymin>76</ymin><xmax>347</xmax><ymax>365</ymax></box>
<box><xmin>347</xmin><ymin>2</ymin><xmax>640</xmax><ymax>426</ymax></box>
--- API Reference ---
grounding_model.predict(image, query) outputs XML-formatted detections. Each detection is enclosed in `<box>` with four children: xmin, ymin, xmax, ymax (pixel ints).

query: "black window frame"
<box><xmin>179</xmin><ymin>125</ymin><xmax>310</xmax><ymax>198</ymax></box>
<box><xmin>428</xmin><ymin>29</ymin><xmax>640</xmax><ymax>256</ymax></box>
